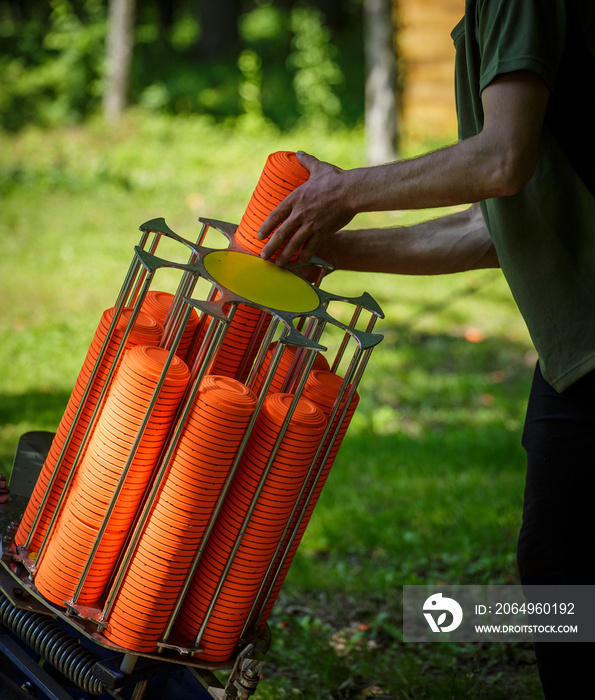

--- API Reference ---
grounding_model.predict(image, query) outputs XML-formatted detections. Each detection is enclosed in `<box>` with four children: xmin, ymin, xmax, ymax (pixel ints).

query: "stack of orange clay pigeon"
<box><xmin>17</xmin><ymin>152</ymin><xmax>360</xmax><ymax>663</ymax></box>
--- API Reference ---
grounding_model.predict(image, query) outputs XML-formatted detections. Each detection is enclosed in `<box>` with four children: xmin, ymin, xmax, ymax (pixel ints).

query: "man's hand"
<box><xmin>257</xmin><ymin>152</ymin><xmax>356</xmax><ymax>267</ymax></box>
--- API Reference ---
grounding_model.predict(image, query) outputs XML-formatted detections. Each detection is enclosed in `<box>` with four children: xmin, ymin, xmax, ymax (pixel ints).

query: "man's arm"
<box><xmin>316</xmin><ymin>202</ymin><xmax>499</xmax><ymax>275</ymax></box>
<box><xmin>258</xmin><ymin>70</ymin><xmax>550</xmax><ymax>268</ymax></box>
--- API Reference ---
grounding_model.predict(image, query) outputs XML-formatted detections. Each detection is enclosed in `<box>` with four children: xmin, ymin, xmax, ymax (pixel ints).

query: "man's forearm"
<box><xmin>343</xmin><ymin>137</ymin><xmax>512</xmax><ymax>214</ymax></box>
<box><xmin>318</xmin><ymin>205</ymin><xmax>499</xmax><ymax>275</ymax></box>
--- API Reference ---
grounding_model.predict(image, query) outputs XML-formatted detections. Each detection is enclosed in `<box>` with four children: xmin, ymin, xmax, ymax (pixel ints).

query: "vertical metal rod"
<box><xmin>301</xmin><ymin>310</ymin><xmax>325</xmax><ymax>341</ymax></box>
<box><xmin>160</xmin><ymin>286</ymin><xmax>196</xmax><ymax>354</ymax></box>
<box><xmin>283</xmin><ymin>316</ymin><xmax>327</xmax><ymax>395</ymax></box>
<box><xmin>159</xmin><ymin>237</ymin><xmax>202</xmax><ymax>352</ymax></box>
<box><xmin>241</xmin><ymin>345</ymin><xmax>335</xmax><ymax>637</ymax></box>
<box><xmin>161</xmin><ymin>334</ymin><xmax>291</xmax><ymax>644</ymax></box>
<box><xmin>294</xmin><ymin>265</ymin><xmax>326</xmax><ymax>334</ymax></box>
<box><xmin>235</xmin><ymin>309</ymin><xmax>270</xmax><ymax>382</ymax></box>
<box><xmin>193</xmin><ymin>220</ymin><xmax>209</xmax><ymax>248</ymax></box>
<box><xmin>33</xmin><ymin>269</ymin><xmax>157</xmax><ymax>566</ymax></box>
<box><xmin>184</xmin><ymin>282</ymin><xmax>222</xmax><ymax>373</ymax></box>
<box><xmin>101</xmin><ymin>302</ymin><xmax>230</xmax><ymax>616</ymax></box>
<box><xmin>281</xmin><ymin>300</ymin><xmax>330</xmax><ymax>395</ymax></box>
<box><xmin>191</xmin><ymin>342</ymin><xmax>315</xmax><ymax>649</ymax></box>
<box><xmin>366</xmin><ymin>313</ymin><xmax>378</xmax><ymax>334</ymax></box>
<box><xmin>249</xmin><ymin>344</ymin><xmax>375</xmax><ymax>633</ymax></box>
<box><xmin>69</xmin><ymin>326</ymin><xmax>181</xmax><ymax>605</ymax></box>
<box><xmin>114</xmin><ymin>230</ymin><xmax>150</xmax><ymax>308</ymax></box>
<box><xmin>249</xmin><ymin>319</ymin><xmax>382</xmax><ymax>627</ymax></box>
<box><xmin>331</xmin><ymin>305</ymin><xmax>364</xmax><ymax>374</ymax></box>
<box><xmin>24</xmin><ymin>250</ymin><xmax>148</xmax><ymax>552</ymax></box>
<box><xmin>247</xmin><ymin>345</ymin><xmax>365</xmax><ymax>631</ymax></box>
<box><xmin>190</xmin><ymin>297</ymin><xmax>239</xmax><ymax>379</ymax></box>
<box><xmin>244</xmin><ymin>318</ymin><xmax>281</xmax><ymax>392</ymax></box>
<box><xmin>100</xmin><ymin>306</ymin><xmax>200</xmax><ymax>621</ymax></box>
<box><xmin>127</xmin><ymin>233</ymin><xmax>162</xmax><ymax>308</ymax></box>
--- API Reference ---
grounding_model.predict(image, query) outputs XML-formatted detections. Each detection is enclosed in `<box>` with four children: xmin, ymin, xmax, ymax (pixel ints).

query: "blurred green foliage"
<box><xmin>0</xmin><ymin>0</ymin><xmax>365</xmax><ymax>131</ymax></box>
<box><xmin>289</xmin><ymin>6</ymin><xmax>344</xmax><ymax>128</ymax></box>
<box><xmin>0</xmin><ymin>0</ymin><xmax>106</xmax><ymax>129</ymax></box>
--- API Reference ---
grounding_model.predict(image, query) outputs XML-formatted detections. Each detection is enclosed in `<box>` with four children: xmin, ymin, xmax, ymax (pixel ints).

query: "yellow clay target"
<box><xmin>203</xmin><ymin>250</ymin><xmax>319</xmax><ymax>313</ymax></box>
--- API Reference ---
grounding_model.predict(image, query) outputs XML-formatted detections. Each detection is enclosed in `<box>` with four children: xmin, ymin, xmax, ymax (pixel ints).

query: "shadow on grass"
<box><xmin>260</xmin><ymin>593</ymin><xmax>543</xmax><ymax>699</ymax></box>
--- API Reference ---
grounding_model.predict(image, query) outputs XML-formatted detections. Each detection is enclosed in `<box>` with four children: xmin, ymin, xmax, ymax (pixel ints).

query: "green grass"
<box><xmin>0</xmin><ymin>113</ymin><xmax>543</xmax><ymax>698</ymax></box>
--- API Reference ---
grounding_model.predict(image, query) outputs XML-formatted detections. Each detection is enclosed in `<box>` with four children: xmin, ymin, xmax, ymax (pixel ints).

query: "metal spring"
<box><xmin>0</xmin><ymin>593</ymin><xmax>106</xmax><ymax>695</ymax></box>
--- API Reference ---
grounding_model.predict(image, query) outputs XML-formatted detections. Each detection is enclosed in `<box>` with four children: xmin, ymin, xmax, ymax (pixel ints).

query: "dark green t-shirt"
<box><xmin>452</xmin><ymin>0</ymin><xmax>595</xmax><ymax>391</ymax></box>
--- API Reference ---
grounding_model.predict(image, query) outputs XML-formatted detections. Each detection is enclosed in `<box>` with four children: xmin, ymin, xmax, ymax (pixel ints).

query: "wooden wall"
<box><xmin>397</xmin><ymin>0</ymin><xmax>464</xmax><ymax>140</ymax></box>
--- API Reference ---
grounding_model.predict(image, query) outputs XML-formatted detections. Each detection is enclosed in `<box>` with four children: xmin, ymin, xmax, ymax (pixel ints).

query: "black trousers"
<box><xmin>517</xmin><ymin>363</ymin><xmax>595</xmax><ymax>699</ymax></box>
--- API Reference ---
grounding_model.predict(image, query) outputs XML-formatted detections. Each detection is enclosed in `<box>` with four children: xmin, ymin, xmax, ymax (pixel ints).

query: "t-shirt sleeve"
<box><xmin>476</xmin><ymin>0</ymin><xmax>567</xmax><ymax>91</ymax></box>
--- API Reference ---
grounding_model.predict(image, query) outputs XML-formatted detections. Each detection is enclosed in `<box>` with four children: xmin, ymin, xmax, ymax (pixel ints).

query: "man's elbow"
<box><xmin>489</xmin><ymin>150</ymin><xmax>537</xmax><ymax>197</ymax></box>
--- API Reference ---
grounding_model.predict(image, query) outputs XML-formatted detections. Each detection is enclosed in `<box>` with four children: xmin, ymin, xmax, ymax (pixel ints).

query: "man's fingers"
<box><xmin>271</xmin><ymin>227</ymin><xmax>314</xmax><ymax>267</ymax></box>
<box><xmin>259</xmin><ymin>231</ymin><xmax>283</xmax><ymax>260</ymax></box>
<box><xmin>271</xmin><ymin>240</ymin><xmax>299</xmax><ymax>268</ymax></box>
<box><xmin>298</xmin><ymin>237</ymin><xmax>320</xmax><ymax>264</ymax></box>
<box><xmin>295</xmin><ymin>150</ymin><xmax>318</xmax><ymax>172</ymax></box>
<box><xmin>261</xmin><ymin>226</ymin><xmax>300</xmax><ymax>265</ymax></box>
<box><xmin>257</xmin><ymin>205</ymin><xmax>287</xmax><ymax>241</ymax></box>
<box><xmin>260</xmin><ymin>218</ymin><xmax>296</xmax><ymax>260</ymax></box>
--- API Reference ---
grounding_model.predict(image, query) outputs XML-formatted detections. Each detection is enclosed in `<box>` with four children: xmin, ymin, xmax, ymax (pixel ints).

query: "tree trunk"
<box><xmin>198</xmin><ymin>0</ymin><xmax>240</xmax><ymax>59</ymax></box>
<box><xmin>103</xmin><ymin>0</ymin><xmax>136</xmax><ymax>123</ymax></box>
<box><xmin>364</xmin><ymin>0</ymin><xmax>399</xmax><ymax>165</ymax></box>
